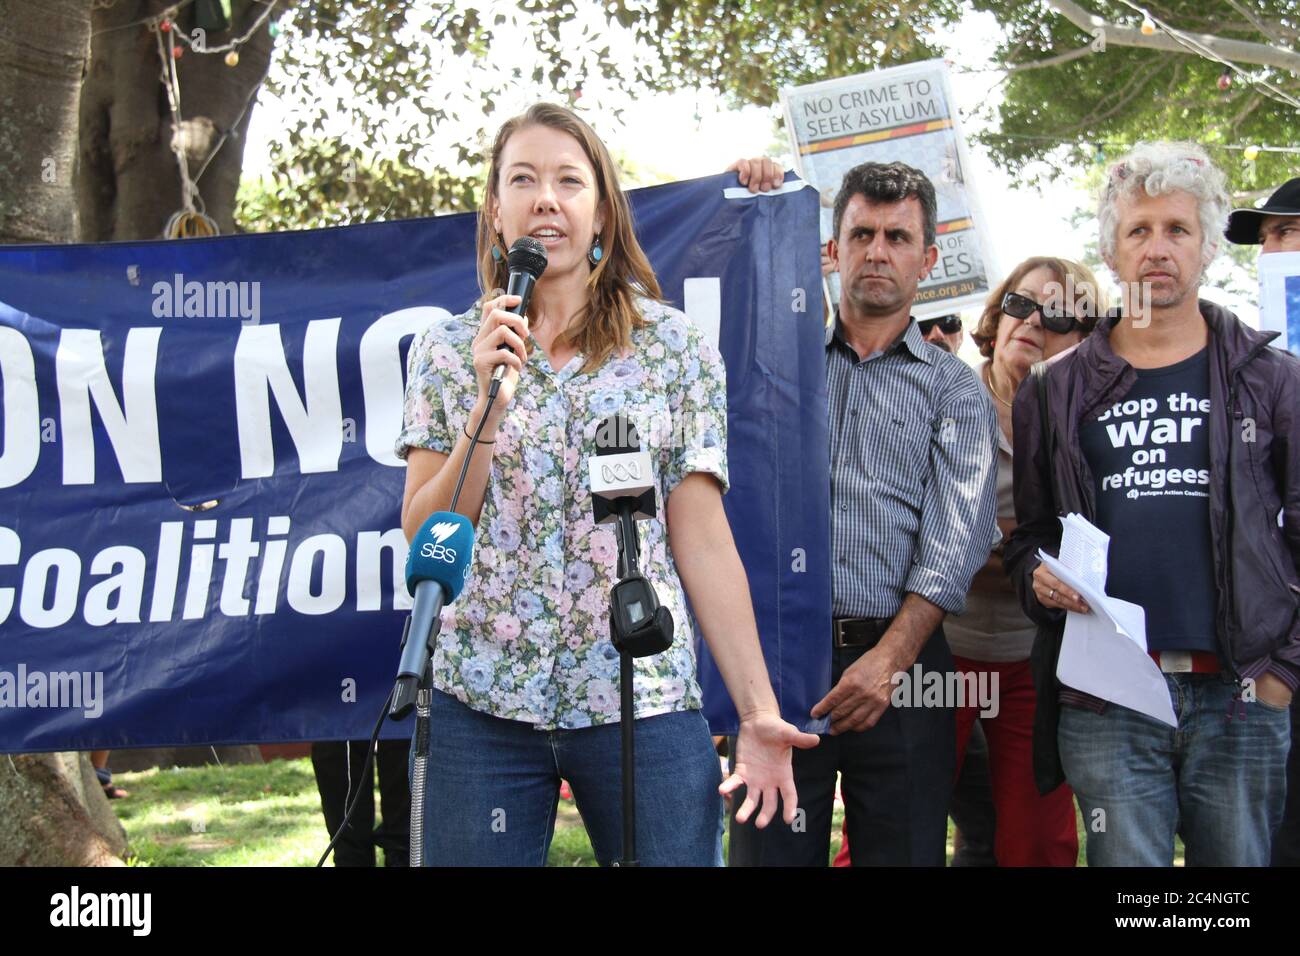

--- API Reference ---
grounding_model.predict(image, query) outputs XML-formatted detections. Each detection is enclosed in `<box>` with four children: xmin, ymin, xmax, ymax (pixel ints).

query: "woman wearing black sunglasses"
<box><xmin>944</xmin><ymin>256</ymin><xmax>1106</xmax><ymax>866</ymax></box>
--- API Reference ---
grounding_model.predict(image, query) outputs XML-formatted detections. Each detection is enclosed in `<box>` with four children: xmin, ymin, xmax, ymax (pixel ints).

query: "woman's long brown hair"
<box><xmin>476</xmin><ymin>102</ymin><xmax>662</xmax><ymax>374</ymax></box>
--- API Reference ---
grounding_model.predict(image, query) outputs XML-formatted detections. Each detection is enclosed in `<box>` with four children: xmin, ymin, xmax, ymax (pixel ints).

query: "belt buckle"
<box><xmin>1157</xmin><ymin>651</ymin><xmax>1192</xmax><ymax>674</ymax></box>
<box><xmin>833</xmin><ymin>618</ymin><xmax>865</xmax><ymax>648</ymax></box>
<box><xmin>833</xmin><ymin>618</ymin><xmax>880</xmax><ymax>648</ymax></box>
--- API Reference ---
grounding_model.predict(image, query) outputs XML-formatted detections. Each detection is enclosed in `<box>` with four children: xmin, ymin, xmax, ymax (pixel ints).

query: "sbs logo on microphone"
<box><xmin>420</xmin><ymin>541</ymin><xmax>458</xmax><ymax>563</ymax></box>
<box><xmin>420</xmin><ymin>521</ymin><xmax>460</xmax><ymax>563</ymax></box>
<box><xmin>428</xmin><ymin>521</ymin><xmax>459</xmax><ymax>543</ymax></box>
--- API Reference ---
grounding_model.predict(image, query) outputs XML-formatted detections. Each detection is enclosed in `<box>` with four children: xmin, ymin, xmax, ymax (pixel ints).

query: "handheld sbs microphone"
<box><xmin>492</xmin><ymin>236</ymin><xmax>549</xmax><ymax>383</ymax></box>
<box><xmin>389</xmin><ymin>511</ymin><xmax>475</xmax><ymax>720</ymax></box>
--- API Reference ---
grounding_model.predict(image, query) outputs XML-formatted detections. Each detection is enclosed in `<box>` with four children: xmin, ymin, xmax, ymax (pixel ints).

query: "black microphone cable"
<box><xmin>315</xmin><ymin>685</ymin><xmax>395</xmax><ymax>868</ymax></box>
<box><xmin>315</xmin><ymin>257</ymin><xmax>535</xmax><ymax>865</ymax></box>
<box><xmin>318</xmin><ymin>238</ymin><xmax>546</xmax><ymax>866</ymax></box>
<box><xmin>315</xmin><ymin>390</ymin><xmax>500</xmax><ymax>868</ymax></box>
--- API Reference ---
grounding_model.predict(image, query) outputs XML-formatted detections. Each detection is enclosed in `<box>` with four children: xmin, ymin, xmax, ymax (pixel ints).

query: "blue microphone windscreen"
<box><xmin>405</xmin><ymin>512</ymin><xmax>475</xmax><ymax>601</ymax></box>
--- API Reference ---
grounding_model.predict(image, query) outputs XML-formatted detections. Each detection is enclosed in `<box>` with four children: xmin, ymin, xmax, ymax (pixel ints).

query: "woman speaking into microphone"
<box><xmin>394</xmin><ymin>102</ymin><xmax>815</xmax><ymax>866</ymax></box>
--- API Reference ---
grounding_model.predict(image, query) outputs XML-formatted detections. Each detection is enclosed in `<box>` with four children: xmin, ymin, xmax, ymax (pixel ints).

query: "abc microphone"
<box><xmin>492</xmin><ymin>236</ymin><xmax>549</xmax><ymax>383</ymax></box>
<box><xmin>589</xmin><ymin>414</ymin><xmax>656</xmax><ymax>527</ymax></box>
<box><xmin>389</xmin><ymin>512</ymin><xmax>475</xmax><ymax>720</ymax></box>
<box><xmin>587</xmin><ymin>414</ymin><xmax>673</xmax><ymax>657</ymax></box>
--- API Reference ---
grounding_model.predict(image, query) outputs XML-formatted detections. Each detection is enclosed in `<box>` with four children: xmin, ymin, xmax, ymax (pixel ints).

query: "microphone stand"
<box><xmin>605</xmin><ymin>496</ymin><xmax>673</xmax><ymax>866</ymax></box>
<box><xmin>389</xmin><ymin>592</ymin><xmax>442</xmax><ymax>867</ymax></box>
<box><xmin>613</xmin><ymin>504</ymin><xmax>641</xmax><ymax>867</ymax></box>
<box><xmin>408</xmin><ymin>660</ymin><xmax>435</xmax><ymax>867</ymax></box>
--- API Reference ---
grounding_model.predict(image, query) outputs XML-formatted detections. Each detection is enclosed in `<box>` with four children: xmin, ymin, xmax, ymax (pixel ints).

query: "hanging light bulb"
<box><xmin>1243</xmin><ymin>145</ymin><xmax>1261</xmax><ymax>162</ymax></box>
<box><xmin>1217</xmin><ymin>70</ymin><xmax>1232</xmax><ymax>91</ymax></box>
<box><xmin>1140</xmin><ymin>16</ymin><xmax>1156</xmax><ymax>35</ymax></box>
<box><xmin>225</xmin><ymin>50</ymin><xmax>240</xmax><ymax>67</ymax></box>
<box><xmin>160</xmin><ymin>19</ymin><xmax>172</xmax><ymax>33</ymax></box>
<box><xmin>172</xmin><ymin>44</ymin><xmax>184</xmax><ymax>59</ymax></box>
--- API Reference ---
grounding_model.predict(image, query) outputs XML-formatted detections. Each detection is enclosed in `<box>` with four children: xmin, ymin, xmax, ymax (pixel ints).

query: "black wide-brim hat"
<box><xmin>1225</xmin><ymin>177</ymin><xmax>1300</xmax><ymax>244</ymax></box>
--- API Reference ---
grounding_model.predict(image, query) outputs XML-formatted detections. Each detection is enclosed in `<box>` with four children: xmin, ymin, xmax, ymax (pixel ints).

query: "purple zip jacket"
<box><xmin>1006</xmin><ymin>300</ymin><xmax>1300</xmax><ymax>793</ymax></box>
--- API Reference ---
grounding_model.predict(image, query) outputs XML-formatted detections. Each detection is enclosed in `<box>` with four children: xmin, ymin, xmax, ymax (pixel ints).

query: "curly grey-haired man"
<box><xmin>1007</xmin><ymin>142</ymin><xmax>1300</xmax><ymax>867</ymax></box>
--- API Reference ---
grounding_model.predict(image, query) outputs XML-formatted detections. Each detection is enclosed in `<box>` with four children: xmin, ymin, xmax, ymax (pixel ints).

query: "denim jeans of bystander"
<box><xmin>1059</xmin><ymin>672</ymin><xmax>1290</xmax><ymax>866</ymax></box>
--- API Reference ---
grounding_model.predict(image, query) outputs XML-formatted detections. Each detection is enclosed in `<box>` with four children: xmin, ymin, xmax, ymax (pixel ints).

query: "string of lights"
<box><xmin>139</xmin><ymin>1</ymin><xmax>283</xmax><ymax>236</ymax></box>
<box><xmin>1111</xmin><ymin>0</ymin><xmax>1300</xmax><ymax>113</ymax></box>
<box><xmin>164</xmin><ymin>0</ymin><xmax>281</xmax><ymax>62</ymax></box>
<box><xmin>951</xmin><ymin>4</ymin><xmax>1298</xmax><ymax>113</ymax></box>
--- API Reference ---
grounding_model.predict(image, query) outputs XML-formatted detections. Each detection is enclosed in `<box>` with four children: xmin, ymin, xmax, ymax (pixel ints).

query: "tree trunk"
<box><xmin>0</xmin><ymin>0</ymin><xmax>91</xmax><ymax>242</ymax></box>
<box><xmin>79</xmin><ymin>0</ymin><xmax>274</xmax><ymax>240</ymax></box>
<box><xmin>0</xmin><ymin>0</ymin><xmax>128</xmax><ymax>867</ymax></box>
<box><xmin>0</xmin><ymin>755</ymin><xmax>127</xmax><ymax>866</ymax></box>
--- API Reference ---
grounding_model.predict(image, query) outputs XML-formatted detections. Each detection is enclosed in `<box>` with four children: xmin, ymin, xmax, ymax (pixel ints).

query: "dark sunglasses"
<box><xmin>917</xmin><ymin>315</ymin><xmax>962</xmax><ymax>336</ymax></box>
<box><xmin>1001</xmin><ymin>291</ymin><xmax>1078</xmax><ymax>335</ymax></box>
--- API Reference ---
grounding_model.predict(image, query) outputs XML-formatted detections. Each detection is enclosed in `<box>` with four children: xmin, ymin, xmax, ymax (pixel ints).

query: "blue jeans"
<box><xmin>409</xmin><ymin>689</ymin><xmax>724</xmax><ymax>866</ymax></box>
<box><xmin>1059</xmin><ymin>673</ymin><xmax>1291</xmax><ymax>866</ymax></box>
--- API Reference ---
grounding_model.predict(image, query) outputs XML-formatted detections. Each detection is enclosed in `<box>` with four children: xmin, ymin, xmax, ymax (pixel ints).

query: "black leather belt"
<box><xmin>832</xmin><ymin>617</ymin><xmax>893</xmax><ymax>647</ymax></box>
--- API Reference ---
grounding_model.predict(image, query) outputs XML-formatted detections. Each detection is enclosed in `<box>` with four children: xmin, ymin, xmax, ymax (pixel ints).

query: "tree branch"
<box><xmin>1057</xmin><ymin>54</ymin><xmax>1170</xmax><ymax>137</ymax></box>
<box><xmin>1223</xmin><ymin>0</ymin><xmax>1288</xmax><ymax>49</ymax></box>
<box><xmin>1044</xmin><ymin>0</ymin><xmax>1300</xmax><ymax>73</ymax></box>
<box><xmin>1228</xmin><ymin>91</ymin><xmax>1264</xmax><ymax>132</ymax></box>
<box><xmin>1006</xmin><ymin>43</ymin><xmax>1096</xmax><ymax>72</ymax></box>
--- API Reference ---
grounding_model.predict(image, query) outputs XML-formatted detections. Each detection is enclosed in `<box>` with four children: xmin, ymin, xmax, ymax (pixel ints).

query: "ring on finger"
<box><xmin>1049</xmin><ymin>587</ymin><xmax>1056</xmax><ymax>601</ymax></box>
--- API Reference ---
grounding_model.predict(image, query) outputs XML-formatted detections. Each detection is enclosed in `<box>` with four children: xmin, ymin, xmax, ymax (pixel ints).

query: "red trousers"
<box><xmin>834</xmin><ymin>656</ymin><xmax>1077</xmax><ymax>867</ymax></box>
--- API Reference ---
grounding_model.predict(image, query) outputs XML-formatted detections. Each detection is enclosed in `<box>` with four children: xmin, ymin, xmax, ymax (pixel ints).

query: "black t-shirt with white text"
<box><xmin>1079</xmin><ymin>347</ymin><xmax>1217</xmax><ymax>653</ymax></box>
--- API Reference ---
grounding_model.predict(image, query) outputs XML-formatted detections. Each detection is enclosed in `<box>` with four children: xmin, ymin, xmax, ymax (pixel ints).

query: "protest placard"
<box><xmin>1259</xmin><ymin>250</ymin><xmax>1300</xmax><ymax>356</ymax></box>
<box><xmin>781</xmin><ymin>59</ymin><xmax>997</xmax><ymax>317</ymax></box>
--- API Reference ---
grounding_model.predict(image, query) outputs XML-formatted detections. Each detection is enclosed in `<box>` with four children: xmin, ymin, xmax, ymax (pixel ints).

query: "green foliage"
<box><xmin>969</xmin><ymin>0</ymin><xmax>1300</xmax><ymax>195</ymax></box>
<box><xmin>642</xmin><ymin>0</ymin><xmax>966</xmax><ymax>107</ymax></box>
<box><xmin>242</xmin><ymin>1</ymin><xmax>657</xmax><ymax>231</ymax></box>
<box><xmin>237</xmin><ymin>1</ymin><xmax>1299</xmax><ymax>232</ymax></box>
<box><xmin>235</xmin><ymin>138</ymin><xmax>675</xmax><ymax>232</ymax></box>
<box><xmin>236</xmin><ymin>139</ymin><xmax>483</xmax><ymax>231</ymax></box>
<box><xmin>644</xmin><ymin>0</ymin><xmax>1297</xmax><ymax>196</ymax></box>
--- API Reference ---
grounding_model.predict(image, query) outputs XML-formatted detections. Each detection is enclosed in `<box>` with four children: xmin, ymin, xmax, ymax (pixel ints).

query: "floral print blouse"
<box><xmin>395</xmin><ymin>297</ymin><xmax>728</xmax><ymax>729</ymax></box>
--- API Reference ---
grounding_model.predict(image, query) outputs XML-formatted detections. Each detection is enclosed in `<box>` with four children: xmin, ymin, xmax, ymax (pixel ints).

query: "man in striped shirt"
<box><xmin>729</xmin><ymin>161</ymin><xmax>999</xmax><ymax>866</ymax></box>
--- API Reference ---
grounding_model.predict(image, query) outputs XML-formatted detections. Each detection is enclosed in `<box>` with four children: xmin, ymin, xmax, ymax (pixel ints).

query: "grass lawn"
<box><xmin>113</xmin><ymin>758</ymin><xmax>1179</xmax><ymax>866</ymax></box>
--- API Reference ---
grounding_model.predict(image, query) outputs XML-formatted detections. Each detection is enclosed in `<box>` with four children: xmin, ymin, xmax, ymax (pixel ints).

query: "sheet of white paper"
<box><xmin>1040</xmin><ymin>550</ymin><xmax>1140</xmax><ymax>648</ymax></box>
<box><xmin>1058</xmin><ymin>513</ymin><xmax>1110</xmax><ymax>593</ymax></box>
<box><xmin>1039</xmin><ymin>550</ymin><xmax>1176</xmax><ymax>727</ymax></box>
<box><xmin>1058</xmin><ymin>605</ymin><xmax>1176</xmax><ymax>727</ymax></box>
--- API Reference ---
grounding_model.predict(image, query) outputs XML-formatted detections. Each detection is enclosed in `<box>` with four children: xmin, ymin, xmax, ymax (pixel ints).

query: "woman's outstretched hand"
<box><xmin>720</xmin><ymin>711</ymin><xmax>820</xmax><ymax>828</ymax></box>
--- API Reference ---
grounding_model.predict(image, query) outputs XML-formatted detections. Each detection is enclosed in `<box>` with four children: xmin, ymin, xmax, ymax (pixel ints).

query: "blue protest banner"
<box><xmin>0</xmin><ymin>173</ymin><xmax>830</xmax><ymax>752</ymax></box>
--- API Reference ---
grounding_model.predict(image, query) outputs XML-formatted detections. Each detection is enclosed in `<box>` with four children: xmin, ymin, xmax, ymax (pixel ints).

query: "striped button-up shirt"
<box><xmin>826</xmin><ymin>315</ymin><xmax>999</xmax><ymax>619</ymax></box>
